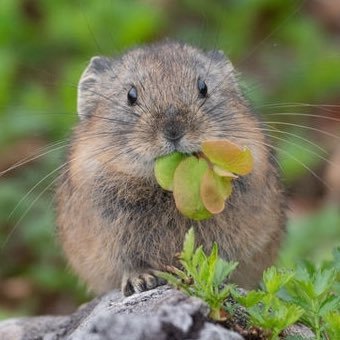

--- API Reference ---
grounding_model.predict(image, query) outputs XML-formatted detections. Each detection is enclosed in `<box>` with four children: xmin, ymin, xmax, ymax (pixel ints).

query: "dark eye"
<box><xmin>127</xmin><ymin>86</ymin><xmax>137</xmax><ymax>105</ymax></box>
<box><xmin>197</xmin><ymin>79</ymin><xmax>208</xmax><ymax>97</ymax></box>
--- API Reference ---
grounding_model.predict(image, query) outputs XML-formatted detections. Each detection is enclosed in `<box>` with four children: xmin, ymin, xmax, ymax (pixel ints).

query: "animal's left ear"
<box><xmin>77</xmin><ymin>56</ymin><xmax>112</xmax><ymax>120</ymax></box>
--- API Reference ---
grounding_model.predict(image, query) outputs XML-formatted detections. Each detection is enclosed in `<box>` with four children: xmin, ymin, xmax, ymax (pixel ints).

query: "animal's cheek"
<box><xmin>125</xmin><ymin>134</ymin><xmax>169</xmax><ymax>160</ymax></box>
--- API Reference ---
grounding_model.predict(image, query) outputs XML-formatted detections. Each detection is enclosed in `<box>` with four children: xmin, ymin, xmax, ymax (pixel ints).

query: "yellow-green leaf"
<box><xmin>173</xmin><ymin>156</ymin><xmax>212</xmax><ymax>220</ymax></box>
<box><xmin>154</xmin><ymin>152</ymin><xmax>186</xmax><ymax>191</ymax></box>
<box><xmin>212</xmin><ymin>165</ymin><xmax>238</xmax><ymax>178</ymax></box>
<box><xmin>202</xmin><ymin>140</ymin><xmax>253</xmax><ymax>175</ymax></box>
<box><xmin>201</xmin><ymin>169</ymin><xmax>232</xmax><ymax>214</ymax></box>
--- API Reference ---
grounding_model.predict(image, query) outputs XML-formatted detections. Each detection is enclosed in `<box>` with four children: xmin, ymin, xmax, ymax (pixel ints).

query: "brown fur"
<box><xmin>56</xmin><ymin>42</ymin><xmax>286</xmax><ymax>295</ymax></box>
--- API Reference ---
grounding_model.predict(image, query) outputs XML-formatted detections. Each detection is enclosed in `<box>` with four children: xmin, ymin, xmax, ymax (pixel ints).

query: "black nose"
<box><xmin>164</xmin><ymin>124</ymin><xmax>184</xmax><ymax>142</ymax></box>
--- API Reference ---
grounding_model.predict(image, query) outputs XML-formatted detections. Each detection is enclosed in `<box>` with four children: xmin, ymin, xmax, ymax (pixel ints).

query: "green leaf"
<box><xmin>154</xmin><ymin>152</ymin><xmax>186</xmax><ymax>190</ymax></box>
<box><xmin>192</xmin><ymin>246</ymin><xmax>206</xmax><ymax>270</ymax></box>
<box><xmin>202</xmin><ymin>140</ymin><xmax>253</xmax><ymax>175</ymax></box>
<box><xmin>155</xmin><ymin>271</ymin><xmax>182</xmax><ymax>287</ymax></box>
<box><xmin>208</xmin><ymin>243</ymin><xmax>218</xmax><ymax>267</ymax></box>
<box><xmin>207</xmin><ymin>243</ymin><xmax>219</xmax><ymax>285</ymax></box>
<box><xmin>248</xmin><ymin>306</ymin><xmax>266</xmax><ymax>325</ymax></box>
<box><xmin>238</xmin><ymin>290</ymin><xmax>266</xmax><ymax>307</ymax></box>
<box><xmin>215</xmin><ymin>285</ymin><xmax>233</xmax><ymax>300</ymax></box>
<box><xmin>154</xmin><ymin>139</ymin><xmax>253</xmax><ymax>220</ymax></box>
<box><xmin>319</xmin><ymin>295</ymin><xmax>340</xmax><ymax>316</ymax></box>
<box><xmin>198</xmin><ymin>257</ymin><xmax>210</xmax><ymax>283</ymax></box>
<box><xmin>181</xmin><ymin>227</ymin><xmax>195</xmax><ymax>263</ymax></box>
<box><xmin>324</xmin><ymin>311</ymin><xmax>340</xmax><ymax>339</ymax></box>
<box><xmin>332</xmin><ymin>247</ymin><xmax>340</xmax><ymax>272</ymax></box>
<box><xmin>213</xmin><ymin>259</ymin><xmax>238</xmax><ymax>286</ymax></box>
<box><xmin>288</xmin><ymin>276</ymin><xmax>317</xmax><ymax>301</ymax></box>
<box><xmin>313</xmin><ymin>268</ymin><xmax>336</xmax><ymax>297</ymax></box>
<box><xmin>246</xmin><ymin>298</ymin><xmax>304</xmax><ymax>334</ymax></box>
<box><xmin>284</xmin><ymin>304</ymin><xmax>305</xmax><ymax>326</ymax></box>
<box><xmin>170</xmin><ymin>266</ymin><xmax>190</xmax><ymax>282</ymax></box>
<box><xmin>173</xmin><ymin>156</ymin><xmax>212</xmax><ymax>220</ymax></box>
<box><xmin>263</xmin><ymin>266</ymin><xmax>294</xmax><ymax>294</ymax></box>
<box><xmin>155</xmin><ymin>270</ymin><xmax>192</xmax><ymax>296</ymax></box>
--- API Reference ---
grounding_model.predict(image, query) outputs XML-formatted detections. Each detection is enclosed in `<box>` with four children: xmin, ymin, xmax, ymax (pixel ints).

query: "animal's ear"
<box><xmin>206</xmin><ymin>49</ymin><xmax>239</xmax><ymax>89</ymax></box>
<box><xmin>207</xmin><ymin>49</ymin><xmax>226</xmax><ymax>62</ymax></box>
<box><xmin>77</xmin><ymin>56</ymin><xmax>111</xmax><ymax>119</ymax></box>
<box><xmin>207</xmin><ymin>49</ymin><xmax>234</xmax><ymax>72</ymax></box>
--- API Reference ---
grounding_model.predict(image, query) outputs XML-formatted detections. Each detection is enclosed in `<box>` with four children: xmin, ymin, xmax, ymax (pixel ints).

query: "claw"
<box><xmin>122</xmin><ymin>271</ymin><xmax>167</xmax><ymax>296</ymax></box>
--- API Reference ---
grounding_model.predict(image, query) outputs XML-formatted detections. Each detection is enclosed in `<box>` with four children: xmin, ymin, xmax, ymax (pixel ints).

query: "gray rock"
<box><xmin>0</xmin><ymin>286</ymin><xmax>243</xmax><ymax>340</ymax></box>
<box><xmin>282</xmin><ymin>323</ymin><xmax>315</xmax><ymax>339</ymax></box>
<box><xmin>0</xmin><ymin>285</ymin><xmax>315</xmax><ymax>340</ymax></box>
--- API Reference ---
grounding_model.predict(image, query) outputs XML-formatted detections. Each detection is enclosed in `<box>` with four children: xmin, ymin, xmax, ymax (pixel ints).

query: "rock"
<box><xmin>0</xmin><ymin>285</ymin><xmax>316</xmax><ymax>339</ymax></box>
<box><xmin>0</xmin><ymin>286</ymin><xmax>243</xmax><ymax>340</ymax></box>
<box><xmin>282</xmin><ymin>323</ymin><xmax>315</xmax><ymax>339</ymax></box>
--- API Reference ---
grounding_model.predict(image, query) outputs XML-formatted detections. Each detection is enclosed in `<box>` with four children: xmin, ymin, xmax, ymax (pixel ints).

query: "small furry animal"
<box><xmin>56</xmin><ymin>42</ymin><xmax>286</xmax><ymax>296</ymax></box>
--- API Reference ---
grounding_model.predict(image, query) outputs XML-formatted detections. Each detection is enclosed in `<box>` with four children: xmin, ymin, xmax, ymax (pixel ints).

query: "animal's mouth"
<box><xmin>174</xmin><ymin>140</ymin><xmax>202</xmax><ymax>155</ymax></box>
<box><xmin>156</xmin><ymin>148</ymin><xmax>199</xmax><ymax>160</ymax></box>
<box><xmin>153</xmin><ymin>138</ymin><xmax>202</xmax><ymax>160</ymax></box>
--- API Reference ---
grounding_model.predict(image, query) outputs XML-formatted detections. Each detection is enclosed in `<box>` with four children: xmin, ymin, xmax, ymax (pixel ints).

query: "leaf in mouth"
<box><xmin>154</xmin><ymin>139</ymin><xmax>253</xmax><ymax>221</ymax></box>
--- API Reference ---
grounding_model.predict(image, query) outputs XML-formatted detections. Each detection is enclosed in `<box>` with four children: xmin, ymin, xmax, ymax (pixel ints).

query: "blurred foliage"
<box><xmin>280</xmin><ymin>205</ymin><xmax>340</xmax><ymax>268</ymax></box>
<box><xmin>0</xmin><ymin>0</ymin><xmax>339</xmax><ymax>318</ymax></box>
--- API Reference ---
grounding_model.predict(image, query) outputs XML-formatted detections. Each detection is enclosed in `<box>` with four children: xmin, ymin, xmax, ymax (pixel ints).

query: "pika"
<box><xmin>56</xmin><ymin>42</ymin><xmax>286</xmax><ymax>296</ymax></box>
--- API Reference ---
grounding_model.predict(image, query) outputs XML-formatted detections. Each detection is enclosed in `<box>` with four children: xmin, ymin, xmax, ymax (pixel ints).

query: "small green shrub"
<box><xmin>156</xmin><ymin>228</ymin><xmax>238</xmax><ymax>320</ymax></box>
<box><xmin>236</xmin><ymin>267</ymin><xmax>303</xmax><ymax>339</ymax></box>
<box><xmin>158</xmin><ymin>228</ymin><xmax>339</xmax><ymax>339</ymax></box>
<box><xmin>281</xmin><ymin>259</ymin><xmax>339</xmax><ymax>340</ymax></box>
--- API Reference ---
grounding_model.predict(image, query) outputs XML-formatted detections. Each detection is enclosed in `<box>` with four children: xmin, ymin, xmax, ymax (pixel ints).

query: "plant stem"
<box><xmin>269</xmin><ymin>331</ymin><xmax>279</xmax><ymax>340</ymax></box>
<box><xmin>312</xmin><ymin>301</ymin><xmax>321</xmax><ymax>340</ymax></box>
<box><xmin>314</xmin><ymin>319</ymin><xmax>321</xmax><ymax>340</ymax></box>
<box><xmin>209</xmin><ymin>307</ymin><xmax>222</xmax><ymax>321</ymax></box>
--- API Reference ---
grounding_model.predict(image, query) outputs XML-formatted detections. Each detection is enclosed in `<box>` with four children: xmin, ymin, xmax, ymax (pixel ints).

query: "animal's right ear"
<box><xmin>77</xmin><ymin>56</ymin><xmax>111</xmax><ymax>120</ymax></box>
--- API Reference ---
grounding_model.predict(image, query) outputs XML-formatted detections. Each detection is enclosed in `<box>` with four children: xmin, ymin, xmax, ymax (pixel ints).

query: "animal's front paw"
<box><xmin>122</xmin><ymin>270</ymin><xmax>166</xmax><ymax>296</ymax></box>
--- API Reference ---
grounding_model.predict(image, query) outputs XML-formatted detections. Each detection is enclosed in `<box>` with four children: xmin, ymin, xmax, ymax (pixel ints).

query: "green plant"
<box><xmin>236</xmin><ymin>267</ymin><xmax>304</xmax><ymax>339</ymax></box>
<box><xmin>279</xmin><ymin>207</ymin><xmax>340</xmax><ymax>269</ymax></box>
<box><xmin>156</xmin><ymin>227</ymin><xmax>238</xmax><ymax>320</ymax></box>
<box><xmin>323</xmin><ymin>311</ymin><xmax>340</xmax><ymax>340</ymax></box>
<box><xmin>282</xmin><ymin>261</ymin><xmax>339</xmax><ymax>340</ymax></box>
<box><xmin>158</xmin><ymin>228</ymin><xmax>339</xmax><ymax>339</ymax></box>
<box><xmin>235</xmin><ymin>250</ymin><xmax>340</xmax><ymax>339</ymax></box>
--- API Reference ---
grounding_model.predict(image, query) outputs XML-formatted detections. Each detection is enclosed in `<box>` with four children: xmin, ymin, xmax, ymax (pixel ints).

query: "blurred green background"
<box><xmin>0</xmin><ymin>0</ymin><xmax>339</xmax><ymax>318</ymax></box>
